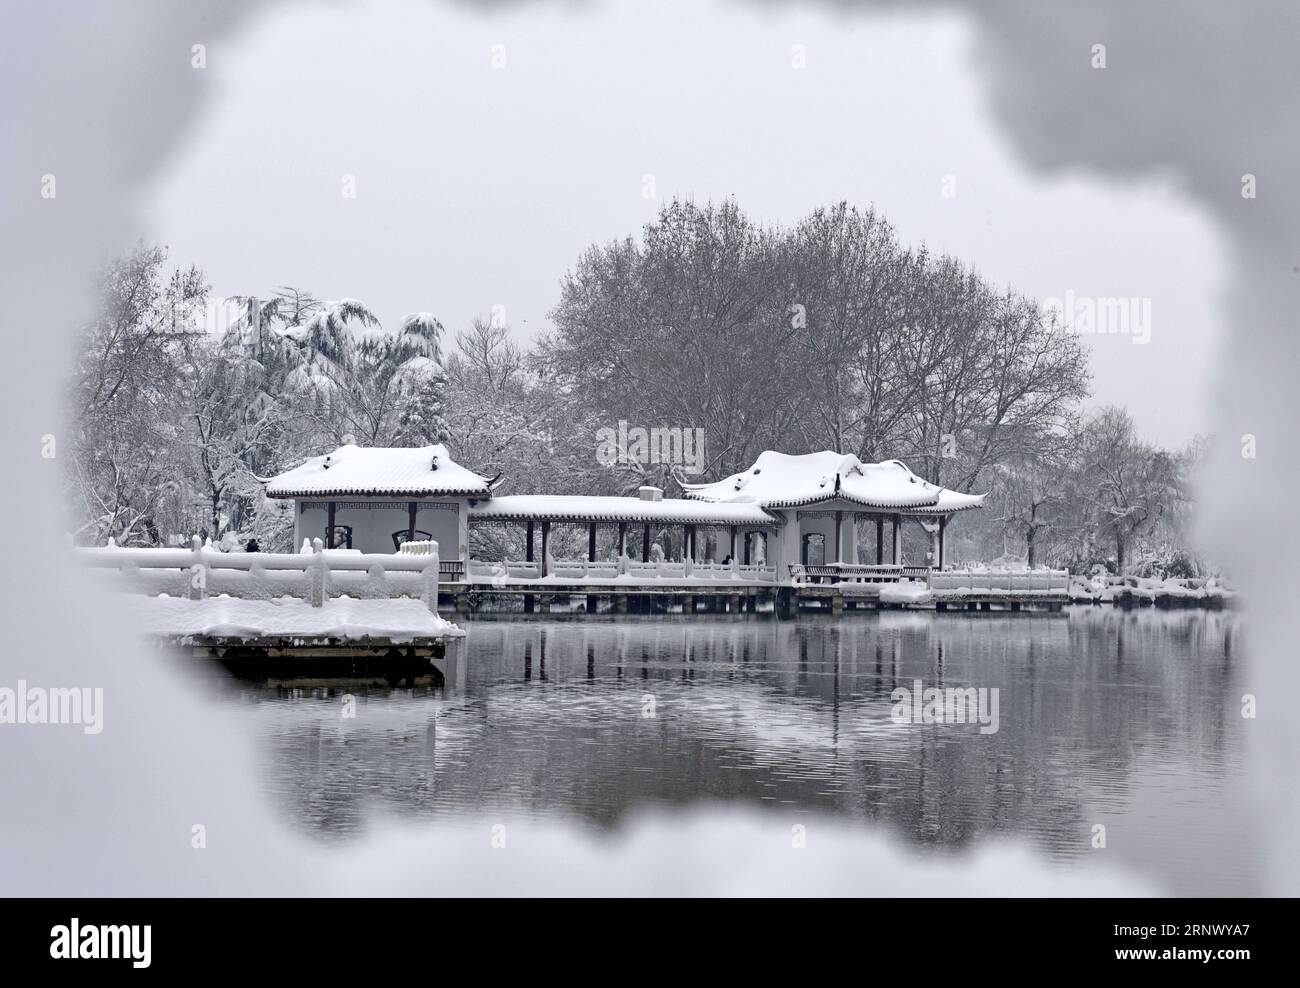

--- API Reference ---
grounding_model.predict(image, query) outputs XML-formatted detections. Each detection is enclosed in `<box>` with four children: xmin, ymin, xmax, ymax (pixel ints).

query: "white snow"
<box><xmin>130</xmin><ymin>595</ymin><xmax>463</xmax><ymax>641</ymax></box>
<box><xmin>879</xmin><ymin>580</ymin><xmax>934</xmax><ymax>604</ymax></box>
<box><xmin>265</xmin><ymin>444</ymin><xmax>495</xmax><ymax>498</ymax></box>
<box><xmin>681</xmin><ymin>450</ymin><xmax>984</xmax><ymax>512</ymax></box>
<box><xmin>1066</xmin><ymin>575</ymin><xmax>1236</xmax><ymax>603</ymax></box>
<box><xmin>469</xmin><ymin>494</ymin><xmax>776</xmax><ymax>525</ymax></box>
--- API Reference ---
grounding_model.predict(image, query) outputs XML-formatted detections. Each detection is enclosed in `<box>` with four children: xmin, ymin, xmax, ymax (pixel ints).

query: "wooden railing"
<box><xmin>466</xmin><ymin>557</ymin><xmax>778</xmax><ymax>584</ymax></box>
<box><xmin>789</xmin><ymin>563</ymin><xmax>916</xmax><ymax>586</ymax></box>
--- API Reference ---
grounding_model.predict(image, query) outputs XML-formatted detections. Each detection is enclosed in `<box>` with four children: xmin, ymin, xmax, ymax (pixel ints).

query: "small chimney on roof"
<box><xmin>638</xmin><ymin>485</ymin><xmax>663</xmax><ymax>501</ymax></box>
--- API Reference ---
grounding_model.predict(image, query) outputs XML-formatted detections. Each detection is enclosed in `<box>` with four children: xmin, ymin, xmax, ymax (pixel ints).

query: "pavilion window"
<box><xmin>328</xmin><ymin>524</ymin><xmax>352</xmax><ymax>550</ymax></box>
<box><xmin>801</xmin><ymin>533</ymin><xmax>825</xmax><ymax>567</ymax></box>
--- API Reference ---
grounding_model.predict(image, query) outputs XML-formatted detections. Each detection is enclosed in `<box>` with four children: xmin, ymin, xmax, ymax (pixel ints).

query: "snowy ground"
<box><xmin>130</xmin><ymin>595</ymin><xmax>463</xmax><ymax>641</ymax></box>
<box><xmin>1066</xmin><ymin>575</ymin><xmax>1237</xmax><ymax>604</ymax></box>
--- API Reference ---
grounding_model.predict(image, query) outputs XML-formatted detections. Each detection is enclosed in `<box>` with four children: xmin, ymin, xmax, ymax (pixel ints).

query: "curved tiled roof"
<box><xmin>681</xmin><ymin>450</ymin><xmax>985</xmax><ymax>513</ymax></box>
<box><xmin>470</xmin><ymin>494</ymin><xmax>780</xmax><ymax>526</ymax></box>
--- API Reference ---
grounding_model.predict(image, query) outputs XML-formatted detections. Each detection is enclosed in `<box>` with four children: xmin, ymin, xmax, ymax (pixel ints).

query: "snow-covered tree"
<box><xmin>69</xmin><ymin>245</ymin><xmax>206</xmax><ymax>544</ymax></box>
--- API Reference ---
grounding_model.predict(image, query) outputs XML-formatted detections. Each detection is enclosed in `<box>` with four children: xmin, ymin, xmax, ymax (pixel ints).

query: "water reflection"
<box><xmin>242</xmin><ymin>609</ymin><xmax>1256</xmax><ymax>894</ymax></box>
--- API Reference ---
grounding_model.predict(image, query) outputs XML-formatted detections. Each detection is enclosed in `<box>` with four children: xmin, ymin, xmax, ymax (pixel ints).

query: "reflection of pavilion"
<box><xmin>266</xmin><ymin>445</ymin><xmax>984</xmax><ymax>582</ymax></box>
<box><xmin>250</xmin><ymin>613</ymin><xmax>1241</xmax><ymax>888</ymax></box>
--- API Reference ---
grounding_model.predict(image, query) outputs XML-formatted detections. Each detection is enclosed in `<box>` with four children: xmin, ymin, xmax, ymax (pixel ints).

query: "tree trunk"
<box><xmin>211</xmin><ymin>489</ymin><xmax>222</xmax><ymax>541</ymax></box>
<box><xmin>1116</xmin><ymin>533</ymin><xmax>1126</xmax><ymax>574</ymax></box>
<box><xmin>1026</xmin><ymin>529</ymin><xmax>1037</xmax><ymax>569</ymax></box>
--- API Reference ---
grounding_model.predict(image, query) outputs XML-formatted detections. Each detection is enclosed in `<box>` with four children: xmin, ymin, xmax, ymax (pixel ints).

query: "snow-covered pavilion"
<box><xmin>264</xmin><ymin>444</ymin><xmax>984</xmax><ymax>581</ymax></box>
<box><xmin>680</xmin><ymin>450</ymin><xmax>985</xmax><ymax>572</ymax></box>
<box><xmin>265</xmin><ymin>444</ymin><xmax>501</xmax><ymax>563</ymax></box>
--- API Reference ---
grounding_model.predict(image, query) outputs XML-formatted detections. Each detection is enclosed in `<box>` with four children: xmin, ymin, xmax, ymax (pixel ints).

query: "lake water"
<box><xmin>237</xmin><ymin>608</ymin><xmax>1257</xmax><ymax>895</ymax></box>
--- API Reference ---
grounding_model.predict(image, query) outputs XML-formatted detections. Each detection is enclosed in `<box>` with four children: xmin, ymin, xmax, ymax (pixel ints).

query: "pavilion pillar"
<box><xmin>684</xmin><ymin>525</ymin><xmax>696</xmax><ymax>561</ymax></box>
<box><xmin>743</xmin><ymin>532</ymin><xmax>751</xmax><ymax>566</ymax></box>
<box><xmin>938</xmin><ymin>516</ymin><xmax>947</xmax><ymax>570</ymax></box>
<box><xmin>876</xmin><ymin>516</ymin><xmax>884</xmax><ymax>565</ymax></box>
<box><xmin>891</xmin><ymin>514</ymin><xmax>900</xmax><ymax>565</ymax></box>
<box><xmin>407</xmin><ymin>501</ymin><xmax>417</xmax><ymax>544</ymax></box>
<box><xmin>588</xmin><ymin>522</ymin><xmax>597</xmax><ymax>562</ymax></box>
<box><xmin>642</xmin><ymin>524</ymin><xmax>651</xmax><ymax>562</ymax></box>
<box><xmin>326</xmin><ymin>501</ymin><xmax>336</xmax><ymax>549</ymax></box>
<box><xmin>834</xmin><ymin>511</ymin><xmax>843</xmax><ymax>564</ymax></box>
<box><xmin>540</xmin><ymin>521</ymin><xmax>550</xmax><ymax>576</ymax></box>
<box><xmin>729</xmin><ymin>526</ymin><xmax>737</xmax><ymax>563</ymax></box>
<box><xmin>526</xmin><ymin>520</ymin><xmax>535</xmax><ymax>562</ymax></box>
<box><xmin>618</xmin><ymin>522</ymin><xmax>627</xmax><ymax>558</ymax></box>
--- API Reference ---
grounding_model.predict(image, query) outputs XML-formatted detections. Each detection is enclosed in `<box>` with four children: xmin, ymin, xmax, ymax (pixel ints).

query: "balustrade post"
<box><xmin>189</xmin><ymin>535</ymin><xmax>207</xmax><ymax>601</ymax></box>
<box><xmin>421</xmin><ymin>540</ymin><xmax>440</xmax><ymax>613</ymax></box>
<box><xmin>310</xmin><ymin>537</ymin><xmax>329</xmax><ymax>607</ymax></box>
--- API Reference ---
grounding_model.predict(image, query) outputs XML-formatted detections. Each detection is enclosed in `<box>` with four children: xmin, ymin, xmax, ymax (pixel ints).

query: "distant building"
<box><xmin>264</xmin><ymin>444</ymin><xmax>984</xmax><ymax>581</ymax></box>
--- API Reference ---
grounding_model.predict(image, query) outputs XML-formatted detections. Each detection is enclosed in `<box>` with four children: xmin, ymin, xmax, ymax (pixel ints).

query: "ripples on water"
<box><xmin>235</xmin><ymin>608</ymin><xmax>1256</xmax><ymax>895</ymax></box>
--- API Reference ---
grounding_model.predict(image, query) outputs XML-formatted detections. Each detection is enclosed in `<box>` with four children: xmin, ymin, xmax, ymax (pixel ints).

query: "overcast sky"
<box><xmin>144</xmin><ymin>0</ymin><xmax>1224</xmax><ymax>448</ymax></box>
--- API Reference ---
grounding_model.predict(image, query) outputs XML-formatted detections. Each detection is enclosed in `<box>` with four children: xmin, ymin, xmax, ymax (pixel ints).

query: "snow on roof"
<box><xmin>899</xmin><ymin>487</ymin><xmax>986</xmax><ymax>514</ymax></box>
<box><xmin>265</xmin><ymin>444</ymin><xmax>497</xmax><ymax>498</ymax></box>
<box><xmin>469</xmin><ymin>494</ymin><xmax>779</xmax><ymax>526</ymax></box>
<box><xmin>680</xmin><ymin>450</ymin><xmax>985</xmax><ymax>513</ymax></box>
